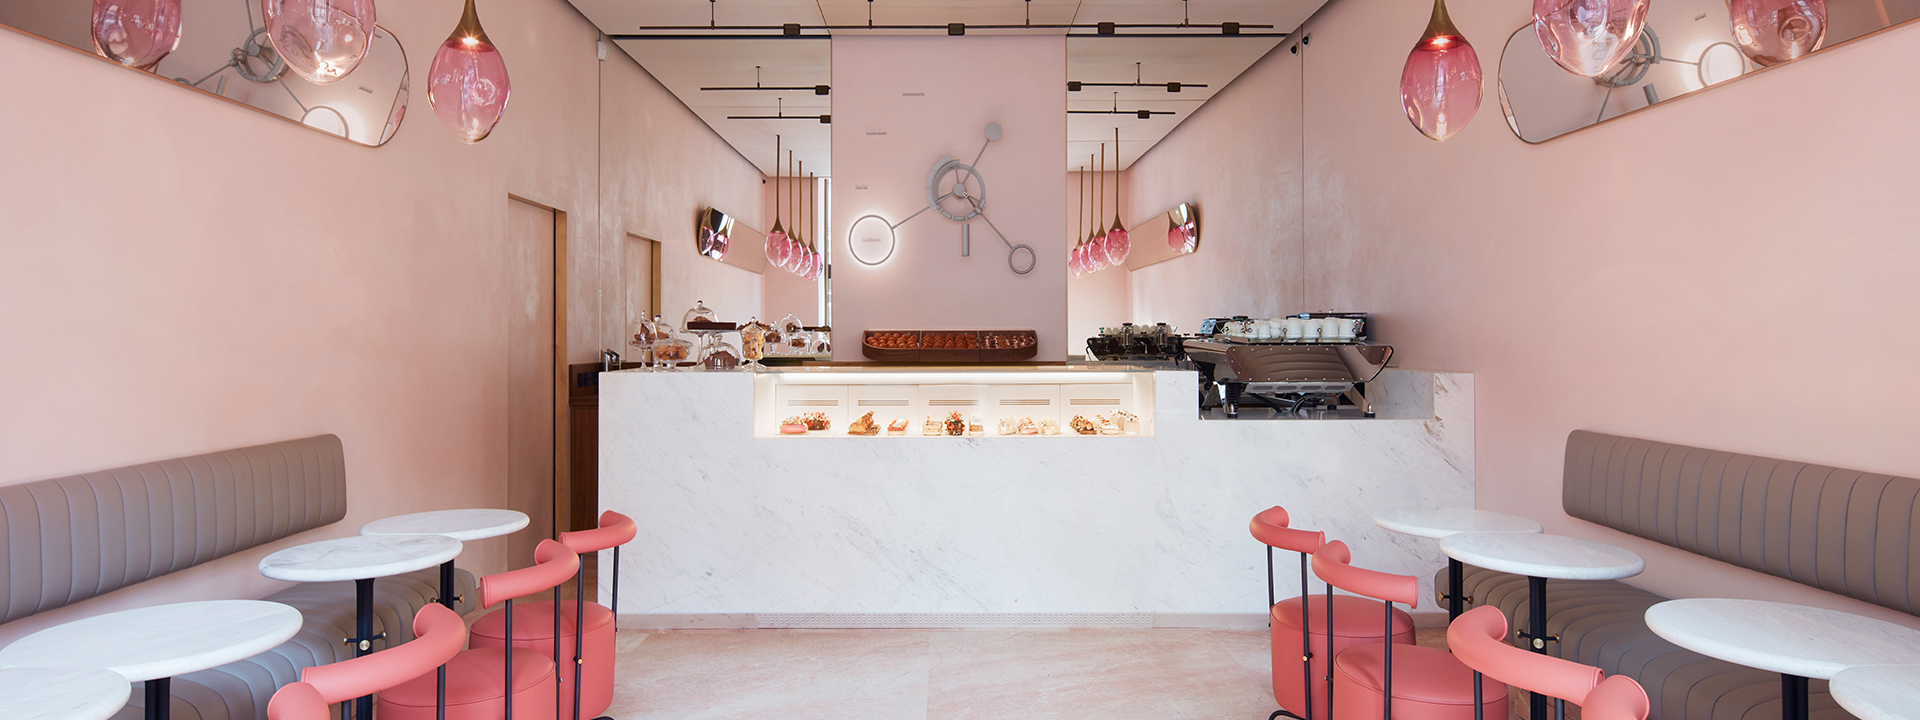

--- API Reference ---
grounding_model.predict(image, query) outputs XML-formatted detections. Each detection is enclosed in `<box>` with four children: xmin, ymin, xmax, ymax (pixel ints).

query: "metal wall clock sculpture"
<box><xmin>857</xmin><ymin>123</ymin><xmax>1036</xmax><ymax>275</ymax></box>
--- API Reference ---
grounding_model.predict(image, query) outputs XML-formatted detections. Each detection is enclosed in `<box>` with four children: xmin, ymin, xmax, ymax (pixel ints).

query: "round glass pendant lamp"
<box><xmin>1532</xmin><ymin>0</ymin><xmax>1651</xmax><ymax>77</ymax></box>
<box><xmin>91</xmin><ymin>0</ymin><xmax>183</xmax><ymax>71</ymax></box>
<box><xmin>1401</xmin><ymin>0</ymin><xmax>1483</xmax><ymax>141</ymax></box>
<box><xmin>765</xmin><ymin>138</ymin><xmax>790</xmax><ymax>269</ymax></box>
<box><xmin>1105</xmin><ymin>131</ymin><xmax>1131</xmax><ymax>267</ymax></box>
<box><xmin>1728</xmin><ymin>0</ymin><xmax>1825</xmax><ymax>65</ymax></box>
<box><xmin>428</xmin><ymin>0</ymin><xmax>510</xmax><ymax>144</ymax></box>
<box><xmin>260</xmin><ymin>0</ymin><xmax>377</xmax><ymax>84</ymax></box>
<box><xmin>1070</xmin><ymin>244</ymin><xmax>1084</xmax><ymax>277</ymax></box>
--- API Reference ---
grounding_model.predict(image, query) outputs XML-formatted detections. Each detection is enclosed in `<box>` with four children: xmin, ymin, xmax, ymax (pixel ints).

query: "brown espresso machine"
<box><xmin>1183</xmin><ymin>314</ymin><xmax>1392</xmax><ymax>417</ymax></box>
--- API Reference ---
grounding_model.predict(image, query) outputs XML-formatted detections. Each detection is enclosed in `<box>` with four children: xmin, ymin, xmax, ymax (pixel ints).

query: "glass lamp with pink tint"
<box><xmin>91</xmin><ymin>0</ymin><xmax>183</xmax><ymax>71</ymax></box>
<box><xmin>1728</xmin><ymin>0</ymin><xmax>1826</xmax><ymax>65</ymax></box>
<box><xmin>1532</xmin><ymin>0</ymin><xmax>1651</xmax><ymax>77</ymax></box>
<box><xmin>1400</xmin><ymin>0</ymin><xmax>1483</xmax><ymax>141</ymax></box>
<box><xmin>1105</xmin><ymin>221</ymin><xmax>1131</xmax><ymax>267</ymax></box>
<box><xmin>260</xmin><ymin>0</ymin><xmax>378</xmax><ymax>84</ymax></box>
<box><xmin>1070</xmin><ymin>244</ymin><xmax>1085</xmax><ymax>277</ymax></box>
<box><xmin>428</xmin><ymin>0</ymin><xmax>510</xmax><ymax>144</ymax></box>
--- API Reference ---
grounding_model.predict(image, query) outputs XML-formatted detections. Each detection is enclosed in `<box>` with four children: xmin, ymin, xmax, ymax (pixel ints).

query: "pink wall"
<box><xmin>829</xmin><ymin>36</ymin><xmax>1068</xmax><ymax>360</ymax></box>
<box><xmin>1132</xmin><ymin>3</ymin><xmax>1920</xmax><ymax>626</ymax></box>
<box><xmin>0</xmin><ymin>0</ymin><xmax>763</xmax><ymax>643</ymax></box>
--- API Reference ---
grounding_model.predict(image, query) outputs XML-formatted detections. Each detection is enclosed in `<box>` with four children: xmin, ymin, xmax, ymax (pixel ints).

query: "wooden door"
<box><xmin>507</xmin><ymin>197</ymin><xmax>559</xmax><ymax>566</ymax></box>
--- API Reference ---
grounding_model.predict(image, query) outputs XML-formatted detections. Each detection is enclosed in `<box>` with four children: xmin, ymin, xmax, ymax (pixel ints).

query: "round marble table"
<box><xmin>0</xmin><ymin>600</ymin><xmax>301</xmax><ymax>720</ymax></box>
<box><xmin>1371</xmin><ymin>507</ymin><xmax>1542</xmax><ymax>619</ymax></box>
<box><xmin>1828</xmin><ymin>664</ymin><xmax>1920</xmax><ymax>720</ymax></box>
<box><xmin>362</xmin><ymin>508</ymin><xmax>529</xmax><ymax>610</ymax></box>
<box><xmin>1440</xmin><ymin>531</ymin><xmax>1644</xmax><ymax>720</ymax></box>
<box><xmin>1646</xmin><ymin>599</ymin><xmax>1920</xmax><ymax>720</ymax></box>
<box><xmin>0</xmin><ymin>667</ymin><xmax>133</xmax><ymax>720</ymax></box>
<box><xmin>260</xmin><ymin>534</ymin><xmax>460</xmax><ymax>720</ymax></box>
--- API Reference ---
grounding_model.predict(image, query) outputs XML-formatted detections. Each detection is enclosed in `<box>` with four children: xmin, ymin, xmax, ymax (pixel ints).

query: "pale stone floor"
<box><xmin>599</xmin><ymin>627</ymin><xmax>1462</xmax><ymax>720</ymax></box>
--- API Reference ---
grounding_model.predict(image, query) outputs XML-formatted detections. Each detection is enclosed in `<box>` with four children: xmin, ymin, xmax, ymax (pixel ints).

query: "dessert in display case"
<box><xmin>862</xmin><ymin>329</ymin><xmax>1038</xmax><ymax>363</ymax></box>
<box><xmin>751</xmin><ymin>368</ymin><xmax>1153</xmax><ymax>438</ymax></box>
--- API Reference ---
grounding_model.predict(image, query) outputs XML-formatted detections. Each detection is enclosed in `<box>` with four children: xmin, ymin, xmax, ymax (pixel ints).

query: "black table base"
<box><xmin>346</xmin><ymin>577</ymin><xmax>382</xmax><ymax>720</ymax></box>
<box><xmin>1782</xmin><ymin>674</ymin><xmax>1809</xmax><ymax>720</ymax></box>
<box><xmin>1524</xmin><ymin>575</ymin><xmax>1556</xmax><ymax>720</ymax></box>
<box><xmin>145</xmin><ymin>676</ymin><xmax>171</xmax><ymax>720</ymax></box>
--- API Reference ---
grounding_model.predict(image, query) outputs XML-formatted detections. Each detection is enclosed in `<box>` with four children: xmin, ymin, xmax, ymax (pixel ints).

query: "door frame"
<box><xmin>508</xmin><ymin>193</ymin><xmax>570</xmax><ymax>543</ymax></box>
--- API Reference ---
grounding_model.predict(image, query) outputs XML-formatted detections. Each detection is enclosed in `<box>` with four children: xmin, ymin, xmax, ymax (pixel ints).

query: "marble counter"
<box><xmin>600</xmin><ymin>367</ymin><xmax>1473</xmax><ymax>628</ymax></box>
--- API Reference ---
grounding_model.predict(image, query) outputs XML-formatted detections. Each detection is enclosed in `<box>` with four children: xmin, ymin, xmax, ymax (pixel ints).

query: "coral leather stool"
<box><xmin>380</xmin><ymin>539</ymin><xmax>580</xmax><ymax>720</ymax></box>
<box><xmin>472</xmin><ymin>511</ymin><xmax>637</xmax><ymax>720</ymax></box>
<box><xmin>267</xmin><ymin>602</ymin><xmax>467</xmax><ymax>720</ymax></box>
<box><xmin>1448</xmin><ymin>605</ymin><xmax>1649</xmax><ymax>720</ymax></box>
<box><xmin>1254</xmin><ymin>507</ymin><xmax>1415</xmax><ymax>720</ymax></box>
<box><xmin>1313</xmin><ymin>541</ymin><xmax>1506</xmax><ymax>720</ymax></box>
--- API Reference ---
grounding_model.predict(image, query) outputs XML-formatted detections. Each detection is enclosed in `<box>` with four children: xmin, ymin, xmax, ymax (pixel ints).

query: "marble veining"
<box><xmin>1828</xmin><ymin>664</ymin><xmax>1920</xmax><ymax>720</ymax></box>
<box><xmin>1439</xmin><ymin>532</ymin><xmax>1643</xmax><ymax>581</ymax></box>
<box><xmin>361</xmin><ymin>509</ymin><xmax>530</xmax><ymax>541</ymax></box>
<box><xmin>1645</xmin><ymin>599</ymin><xmax>1920</xmax><ymax>679</ymax></box>
<box><xmin>0</xmin><ymin>600</ymin><xmax>301</xmax><ymax>681</ymax></box>
<box><xmin>600</xmin><ymin>369</ymin><xmax>1474</xmax><ymax>619</ymax></box>
<box><xmin>1373</xmin><ymin>507</ymin><xmax>1542</xmax><ymax>539</ymax></box>
<box><xmin>0</xmin><ymin>667</ymin><xmax>130</xmax><ymax>720</ymax></box>
<box><xmin>259</xmin><ymin>534</ymin><xmax>462</xmax><ymax>582</ymax></box>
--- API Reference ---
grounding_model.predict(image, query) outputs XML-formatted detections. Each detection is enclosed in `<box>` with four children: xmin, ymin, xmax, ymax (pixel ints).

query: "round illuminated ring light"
<box><xmin>848</xmin><ymin>214</ymin><xmax>897</xmax><ymax>266</ymax></box>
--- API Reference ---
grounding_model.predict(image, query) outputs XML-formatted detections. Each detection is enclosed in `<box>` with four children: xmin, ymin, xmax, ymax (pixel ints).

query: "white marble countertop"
<box><xmin>1373</xmin><ymin>507</ymin><xmax>1542</xmax><ymax>539</ymax></box>
<box><xmin>1439</xmin><ymin>532</ymin><xmax>1643</xmax><ymax>580</ymax></box>
<box><xmin>259</xmin><ymin>534</ymin><xmax>462</xmax><ymax>582</ymax></box>
<box><xmin>0</xmin><ymin>667</ymin><xmax>131</xmax><ymax>720</ymax></box>
<box><xmin>0</xmin><ymin>600</ymin><xmax>301</xmax><ymax>681</ymax></box>
<box><xmin>1829</xmin><ymin>664</ymin><xmax>1920</xmax><ymax>720</ymax></box>
<box><xmin>361</xmin><ymin>509</ymin><xmax>529</xmax><ymax>542</ymax></box>
<box><xmin>1645</xmin><ymin>599</ymin><xmax>1920</xmax><ymax>679</ymax></box>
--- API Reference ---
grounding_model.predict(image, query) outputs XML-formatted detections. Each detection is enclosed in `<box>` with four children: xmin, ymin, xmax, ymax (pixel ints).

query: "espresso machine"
<box><xmin>1182</xmin><ymin>313</ymin><xmax>1391</xmax><ymax>417</ymax></box>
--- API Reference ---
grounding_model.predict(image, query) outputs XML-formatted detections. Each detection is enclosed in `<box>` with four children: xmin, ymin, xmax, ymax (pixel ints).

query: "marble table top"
<box><xmin>0</xmin><ymin>600</ymin><xmax>301</xmax><ymax>682</ymax></box>
<box><xmin>259</xmin><ymin>534</ymin><xmax>462</xmax><ymax>583</ymax></box>
<box><xmin>0</xmin><ymin>667</ymin><xmax>132</xmax><ymax>720</ymax></box>
<box><xmin>1645</xmin><ymin>599</ymin><xmax>1920</xmax><ymax>680</ymax></box>
<box><xmin>1829</xmin><ymin>664</ymin><xmax>1920</xmax><ymax>720</ymax></box>
<box><xmin>1439</xmin><ymin>532</ymin><xmax>1644</xmax><ymax>580</ymax></box>
<box><xmin>361</xmin><ymin>508</ymin><xmax>529</xmax><ymax>542</ymax></box>
<box><xmin>1373</xmin><ymin>507</ymin><xmax>1543</xmax><ymax>539</ymax></box>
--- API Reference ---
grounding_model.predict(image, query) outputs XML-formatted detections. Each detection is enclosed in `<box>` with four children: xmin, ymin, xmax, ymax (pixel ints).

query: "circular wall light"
<box><xmin>848</xmin><ymin>214</ymin><xmax>897</xmax><ymax>266</ymax></box>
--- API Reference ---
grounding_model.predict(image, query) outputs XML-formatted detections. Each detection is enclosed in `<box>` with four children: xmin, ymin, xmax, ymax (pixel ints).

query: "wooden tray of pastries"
<box><xmin>862</xmin><ymin>329</ymin><xmax>1036</xmax><ymax>362</ymax></box>
<box><xmin>861</xmin><ymin>330</ymin><xmax>923</xmax><ymax>362</ymax></box>
<box><xmin>977</xmin><ymin>330</ymin><xmax>1039</xmax><ymax>362</ymax></box>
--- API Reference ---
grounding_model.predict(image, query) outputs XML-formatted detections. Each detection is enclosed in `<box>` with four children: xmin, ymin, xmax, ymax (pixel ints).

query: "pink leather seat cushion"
<box><xmin>377</xmin><ymin>647</ymin><xmax>557</xmax><ymax>720</ymax></box>
<box><xmin>470</xmin><ymin>600</ymin><xmax>616</xmax><ymax>719</ymax></box>
<box><xmin>1333</xmin><ymin>644</ymin><xmax>1507</xmax><ymax>719</ymax></box>
<box><xmin>1269</xmin><ymin>595</ymin><xmax>1415</xmax><ymax>720</ymax></box>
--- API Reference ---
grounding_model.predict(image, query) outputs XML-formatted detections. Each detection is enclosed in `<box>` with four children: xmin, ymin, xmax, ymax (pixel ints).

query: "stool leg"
<box><xmin>1528</xmin><ymin>576</ymin><xmax>1549</xmax><ymax>720</ymax></box>
<box><xmin>1299</xmin><ymin>552</ymin><xmax>1313</xmax><ymax>720</ymax></box>
<box><xmin>439</xmin><ymin>560</ymin><xmax>454</xmax><ymax>720</ymax></box>
<box><xmin>1473</xmin><ymin>670</ymin><xmax>1483</xmax><ymax>720</ymax></box>
<box><xmin>1324</xmin><ymin>583</ymin><xmax>1335</xmax><ymax>720</ymax></box>
<box><xmin>354</xmin><ymin>577</ymin><xmax>376</xmax><ymax>720</ymax></box>
<box><xmin>574</xmin><ymin>560</ymin><xmax>586</xmax><ymax>720</ymax></box>
<box><xmin>1381</xmin><ymin>600</ymin><xmax>1393</xmax><ymax>720</ymax></box>
<box><xmin>505</xmin><ymin>598</ymin><xmax>515</xmax><ymax>720</ymax></box>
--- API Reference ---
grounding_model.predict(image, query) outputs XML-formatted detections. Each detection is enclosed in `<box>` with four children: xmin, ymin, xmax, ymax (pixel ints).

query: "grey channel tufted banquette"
<box><xmin>1438</xmin><ymin>430</ymin><xmax>1920</xmax><ymax>720</ymax></box>
<box><xmin>0</xmin><ymin>435</ymin><xmax>476</xmax><ymax>720</ymax></box>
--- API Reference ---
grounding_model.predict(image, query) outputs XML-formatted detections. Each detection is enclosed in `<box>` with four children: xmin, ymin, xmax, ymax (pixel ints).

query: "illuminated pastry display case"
<box><xmin>751</xmin><ymin>367</ymin><xmax>1155</xmax><ymax>439</ymax></box>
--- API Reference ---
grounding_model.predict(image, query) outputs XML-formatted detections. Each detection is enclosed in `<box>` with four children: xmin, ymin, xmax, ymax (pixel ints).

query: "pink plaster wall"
<box><xmin>0</xmin><ymin>0</ymin><xmax>762</xmax><ymax>643</ymax></box>
<box><xmin>829</xmin><ymin>36</ymin><xmax>1068</xmax><ymax>360</ymax></box>
<box><xmin>1132</xmin><ymin>2</ymin><xmax>1920</xmax><ymax>626</ymax></box>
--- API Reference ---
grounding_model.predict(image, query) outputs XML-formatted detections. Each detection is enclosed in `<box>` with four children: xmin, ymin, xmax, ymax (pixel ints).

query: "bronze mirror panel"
<box><xmin>1123</xmin><ymin>202</ymin><xmax>1201</xmax><ymax>271</ymax></box>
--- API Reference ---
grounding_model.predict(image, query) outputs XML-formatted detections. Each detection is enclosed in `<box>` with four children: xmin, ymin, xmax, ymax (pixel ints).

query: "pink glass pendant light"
<box><xmin>1400</xmin><ymin>0</ymin><xmax>1483</xmax><ymax>141</ymax></box>
<box><xmin>428</xmin><ymin>0</ymin><xmax>510</xmax><ymax>144</ymax></box>
<box><xmin>91</xmin><ymin>0</ymin><xmax>183</xmax><ymax>71</ymax></box>
<box><xmin>1168</xmin><ymin>226</ymin><xmax>1186</xmax><ymax>252</ymax></box>
<box><xmin>764</xmin><ymin>137</ymin><xmax>791</xmax><ymax>269</ymax></box>
<box><xmin>1532</xmin><ymin>0</ymin><xmax>1651</xmax><ymax>77</ymax></box>
<box><xmin>1105</xmin><ymin>130</ymin><xmax>1131</xmax><ymax>267</ymax></box>
<box><xmin>1070</xmin><ymin>244</ymin><xmax>1084</xmax><ymax>277</ymax></box>
<box><xmin>1728</xmin><ymin>0</ymin><xmax>1825</xmax><ymax>65</ymax></box>
<box><xmin>260</xmin><ymin>0</ymin><xmax>377</xmax><ymax>84</ymax></box>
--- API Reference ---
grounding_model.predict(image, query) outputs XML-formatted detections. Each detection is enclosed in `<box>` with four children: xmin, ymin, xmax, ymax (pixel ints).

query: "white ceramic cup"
<box><xmin>1333</xmin><ymin>318</ymin><xmax>1359</xmax><ymax>340</ymax></box>
<box><xmin>1282</xmin><ymin>318</ymin><xmax>1305</xmax><ymax>340</ymax></box>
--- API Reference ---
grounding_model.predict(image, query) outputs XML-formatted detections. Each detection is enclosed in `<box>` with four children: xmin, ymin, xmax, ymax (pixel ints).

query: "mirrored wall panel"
<box><xmin>0</xmin><ymin>0</ymin><xmax>409</xmax><ymax>146</ymax></box>
<box><xmin>1123</xmin><ymin>202</ymin><xmax>1200</xmax><ymax>270</ymax></box>
<box><xmin>1498</xmin><ymin>0</ymin><xmax>1919</xmax><ymax>142</ymax></box>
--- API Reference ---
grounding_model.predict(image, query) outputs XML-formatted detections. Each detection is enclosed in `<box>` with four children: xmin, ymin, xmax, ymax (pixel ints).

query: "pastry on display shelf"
<box><xmin>997</xmin><ymin>417</ymin><xmax>1020</xmax><ymax>436</ymax></box>
<box><xmin>1097</xmin><ymin>415</ymin><xmax>1121</xmax><ymax>435</ymax></box>
<box><xmin>923</xmin><ymin>416</ymin><xmax>943</xmax><ymax>436</ymax></box>
<box><xmin>888</xmin><ymin>418</ymin><xmax>909</xmax><ymax>436</ymax></box>
<box><xmin>803</xmin><ymin>412</ymin><xmax>831</xmax><ymax>431</ymax></box>
<box><xmin>780</xmin><ymin>417</ymin><xmax>808</xmax><ymax>435</ymax></box>
<box><xmin>1114</xmin><ymin>411</ymin><xmax>1140</xmax><ymax>435</ymax></box>
<box><xmin>1069</xmin><ymin>416</ymin><xmax>1098</xmax><ymax>435</ymax></box>
<box><xmin>1017</xmin><ymin>418</ymin><xmax>1039</xmax><ymax>435</ymax></box>
<box><xmin>1039</xmin><ymin>419</ymin><xmax>1060</xmax><ymax>435</ymax></box>
<box><xmin>848</xmin><ymin>412</ymin><xmax>880</xmax><ymax>436</ymax></box>
<box><xmin>968</xmin><ymin>413</ymin><xmax>985</xmax><ymax>435</ymax></box>
<box><xmin>945</xmin><ymin>411</ymin><xmax>967</xmax><ymax>436</ymax></box>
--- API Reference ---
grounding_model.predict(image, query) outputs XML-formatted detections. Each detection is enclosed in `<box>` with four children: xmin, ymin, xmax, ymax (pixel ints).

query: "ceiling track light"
<box><xmin>700</xmin><ymin>65</ymin><xmax>829</xmax><ymax>94</ymax></box>
<box><xmin>727</xmin><ymin>97</ymin><xmax>832</xmax><ymax>123</ymax></box>
<box><xmin>609</xmin><ymin>20</ymin><xmax>1277</xmax><ymax>41</ymax></box>
<box><xmin>1070</xmin><ymin>62</ymin><xmax>1209</xmax><ymax>93</ymax></box>
<box><xmin>1071</xmin><ymin>92</ymin><xmax>1176</xmax><ymax>119</ymax></box>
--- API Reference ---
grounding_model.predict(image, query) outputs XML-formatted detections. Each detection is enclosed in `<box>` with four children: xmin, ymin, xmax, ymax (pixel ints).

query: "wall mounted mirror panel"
<box><xmin>696</xmin><ymin>206</ymin><xmax>769</xmax><ymax>274</ymax></box>
<box><xmin>1123</xmin><ymin>202</ymin><xmax>1200</xmax><ymax>270</ymax></box>
<box><xmin>1499</xmin><ymin>0</ymin><xmax>1920</xmax><ymax>143</ymax></box>
<box><xmin>0</xmin><ymin>0</ymin><xmax>409</xmax><ymax>146</ymax></box>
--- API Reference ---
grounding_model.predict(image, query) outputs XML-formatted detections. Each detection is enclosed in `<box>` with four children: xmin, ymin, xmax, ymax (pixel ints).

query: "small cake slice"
<box><xmin>780</xmin><ymin>417</ymin><xmax>808</xmax><ymax>435</ymax></box>
<box><xmin>1038</xmin><ymin>419</ymin><xmax>1060</xmax><ymax>435</ymax></box>
<box><xmin>848</xmin><ymin>411</ymin><xmax>880</xmax><ymax>436</ymax></box>
<box><xmin>1070</xmin><ymin>415</ymin><xmax>1099</xmax><ymax>435</ymax></box>
<box><xmin>945</xmin><ymin>411</ymin><xmax>967</xmax><ymax>436</ymax></box>
<box><xmin>888</xmin><ymin>418</ymin><xmax>909</xmax><ymax>436</ymax></box>
<box><xmin>923</xmin><ymin>416</ymin><xmax>943</xmax><ymax>436</ymax></box>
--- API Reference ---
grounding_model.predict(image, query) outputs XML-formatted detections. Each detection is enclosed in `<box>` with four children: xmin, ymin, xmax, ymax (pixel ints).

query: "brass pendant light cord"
<box><xmin>771</xmin><ymin>135</ymin><xmax>783</xmax><ymax>233</ymax></box>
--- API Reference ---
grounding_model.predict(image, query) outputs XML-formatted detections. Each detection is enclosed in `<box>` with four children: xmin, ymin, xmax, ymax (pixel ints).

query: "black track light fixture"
<box><xmin>1068</xmin><ymin>63</ymin><xmax>1209</xmax><ymax>94</ymax></box>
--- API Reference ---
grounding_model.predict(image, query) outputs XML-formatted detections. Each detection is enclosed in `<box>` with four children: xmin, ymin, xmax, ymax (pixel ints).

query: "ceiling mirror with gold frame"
<box><xmin>0</xmin><ymin>0</ymin><xmax>409</xmax><ymax>147</ymax></box>
<box><xmin>1499</xmin><ymin>0</ymin><xmax>1920</xmax><ymax>143</ymax></box>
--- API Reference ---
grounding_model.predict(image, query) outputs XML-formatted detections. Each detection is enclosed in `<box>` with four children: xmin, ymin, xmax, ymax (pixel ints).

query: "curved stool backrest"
<box><xmin>1582</xmin><ymin>676</ymin><xmax>1651</xmax><ymax>720</ymax></box>
<box><xmin>555</xmin><ymin>511</ymin><xmax>636</xmax><ymax>720</ymax></box>
<box><xmin>1250</xmin><ymin>506</ymin><xmax>1329</xmax><ymax>720</ymax></box>
<box><xmin>1447</xmin><ymin>606</ymin><xmax>1601</xmax><ymax>705</ymax></box>
<box><xmin>266</xmin><ymin>681</ymin><xmax>330</xmax><ymax>720</ymax></box>
<box><xmin>300</xmin><ymin>603</ymin><xmax>467</xmax><ymax>702</ymax></box>
<box><xmin>481</xmin><ymin>539</ymin><xmax>579</xmax><ymax>720</ymax></box>
<box><xmin>1309</xmin><ymin>540</ymin><xmax>1418</xmax><ymax>720</ymax></box>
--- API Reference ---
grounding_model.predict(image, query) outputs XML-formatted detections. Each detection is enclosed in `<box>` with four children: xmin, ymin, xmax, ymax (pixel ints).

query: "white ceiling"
<box><xmin>572</xmin><ymin>1</ymin><xmax>1327</xmax><ymax>174</ymax></box>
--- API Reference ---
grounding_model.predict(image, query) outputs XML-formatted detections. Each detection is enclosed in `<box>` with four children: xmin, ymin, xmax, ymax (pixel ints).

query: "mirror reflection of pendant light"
<box><xmin>791</xmin><ymin>154</ymin><xmax>814</xmax><ymax>278</ymax></box>
<box><xmin>765</xmin><ymin>136</ymin><xmax>790</xmax><ymax>269</ymax></box>
<box><xmin>1084</xmin><ymin>153</ymin><xmax>1098</xmax><ymax>273</ymax></box>
<box><xmin>1532</xmin><ymin>0</ymin><xmax>1650</xmax><ymax>77</ymax></box>
<box><xmin>806</xmin><ymin>173</ymin><xmax>824</xmax><ymax>281</ymax></box>
<box><xmin>1727</xmin><ymin>0</ymin><xmax>1825</xmax><ymax>65</ymax></box>
<box><xmin>1090</xmin><ymin>143</ymin><xmax>1108</xmax><ymax>271</ymax></box>
<box><xmin>1105</xmin><ymin>128</ymin><xmax>1131</xmax><ymax>267</ymax></box>
<box><xmin>1399</xmin><ymin>0</ymin><xmax>1482</xmax><ymax>141</ymax></box>
<box><xmin>91</xmin><ymin>0</ymin><xmax>183</xmax><ymax>71</ymax></box>
<box><xmin>428</xmin><ymin>0</ymin><xmax>511</xmax><ymax>144</ymax></box>
<box><xmin>1070</xmin><ymin>165</ymin><xmax>1085</xmax><ymax>278</ymax></box>
<box><xmin>261</xmin><ymin>0</ymin><xmax>378</xmax><ymax>84</ymax></box>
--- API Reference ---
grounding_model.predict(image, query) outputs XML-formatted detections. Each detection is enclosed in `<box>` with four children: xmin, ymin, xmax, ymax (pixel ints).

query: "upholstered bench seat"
<box><xmin>1437</xmin><ymin>565</ymin><xmax>1857</xmax><ymax>720</ymax></box>
<box><xmin>112</xmin><ymin>566</ymin><xmax>478</xmax><ymax>720</ymax></box>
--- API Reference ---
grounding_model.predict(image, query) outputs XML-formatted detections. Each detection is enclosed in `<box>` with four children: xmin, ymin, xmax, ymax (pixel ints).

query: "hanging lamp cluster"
<box><xmin>1070</xmin><ymin>134</ymin><xmax>1130</xmax><ymax>277</ymax></box>
<box><xmin>763</xmin><ymin>138</ymin><xmax>823</xmax><ymax>281</ymax></box>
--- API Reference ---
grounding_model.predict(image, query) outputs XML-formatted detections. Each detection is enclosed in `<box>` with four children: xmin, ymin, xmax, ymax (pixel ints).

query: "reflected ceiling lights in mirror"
<box><xmin>429</xmin><ymin>0</ymin><xmax>511</xmax><ymax>143</ymax></box>
<box><xmin>1400</xmin><ymin>0</ymin><xmax>1483</xmax><ymax>141</ymax></box>
<box><xmin>261</xmin><ymin>0</ymin><xmax>377</xmax><ymax>84</ymax></box>
<box><xmin>1532</xmin><ymin>0</ymin><xmax>1651</xmax><ymax>77</ymax></box>
<box><xmin>1728</xmin><ymin>0</ymin><xmax>1826</xmax><ymax>65</ymax></box>
<box><xmin>91</xmin><ymin>0</ymin><xmax>182</xmax><ymax>70</ymax></box>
